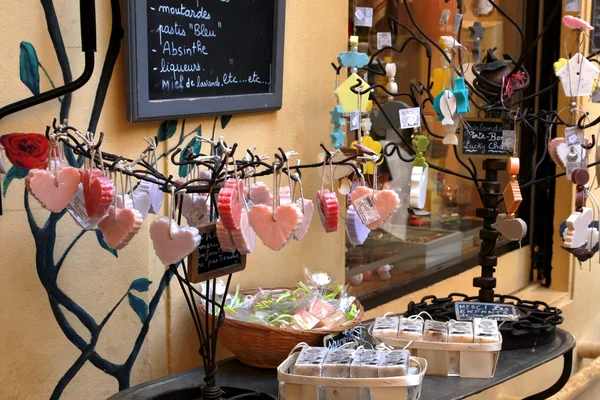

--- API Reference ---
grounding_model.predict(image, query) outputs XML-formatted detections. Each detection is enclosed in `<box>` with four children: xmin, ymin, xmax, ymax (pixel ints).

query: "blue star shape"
<box><xmin>330</xmin><ymin>126</ymin><xmax>346</xmax><ymax>149</ymax></box>
<box><xmin>329</xmin><ymin>105</ymin><xmax>346</xmax><ymax>126</ymax></box>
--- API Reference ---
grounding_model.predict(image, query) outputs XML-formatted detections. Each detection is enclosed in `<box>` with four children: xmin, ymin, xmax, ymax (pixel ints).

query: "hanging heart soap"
<box><xmin>346</xmin><ymin>205</ymin><xmax>370</xmax><ymax>245</ymax></box>
<box><xmin>293</xmin><ymin>198</ymin><xmax>314</xmax><ymax>240</ymax></box>
<box><xmin>218</xmin><ymin>178</ymin><xmax>244</xmax><ymax>229</ymax></box>
<box><xmin>279</xmin><ymin>186</ymin><xmax>292</xmax><ymax>205</ymax></box>
<box><xmin>139</xmin><ymin>180</ymin><xmax>164</xmax><ymax>214</ymax></box>
<box><xmin>66</xmin><ymin>184</ymin><xmax>106</xmax><ymax>229</ymax></box>
<box><xmin>82</xmin><ymin>169</ymin><xmax>114</xmax><ymax>218</ymax></box>
<box><xmin>249</xmin><ymin>204</ymin><xmax>303</xmax><ymax>250</ymax></box>
<box><xmin>150</xmin><ymin>216</ymin><xmax>201</xmax><ymax>265</ymax></box>
<box><xmin>249</xmin><ymin>182</ymin><xmax>272</xmax><ymax>205</ymax></box>
<box><xmin>231</xmin><ymin>210</ymin><xmax>256</xmax><ymax>254</ymax></box>
<box><xmin>316</xmin><ymin>190</ymin><xmax>339</xmax><ymax>233</ymax></box>
<box><xmin>98</xmin><ymin>206</ymin><xmax>143</xmax><ymax>250</ymax></box>
<box><xmin>25</xmin><ymin>167</ymin><xmax>81</xmax><ymax>212</ymax></box>
<box><xmin>216</xmin><ymin>219</ymin><xmax>237</xmax><ymax>252</ymax></box>
<box><xmin>352</xmin><ymin>186</ymin><xmax>401</xmax><ymax>229</ymax></box>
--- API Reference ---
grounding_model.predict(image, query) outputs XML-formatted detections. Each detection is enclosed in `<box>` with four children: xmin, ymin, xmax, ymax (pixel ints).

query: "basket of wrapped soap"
<box><xmin>371</xmin><ymin>315</ymin><xmax>502</xmax><ymax>378</ymax></box>
<box><xmin>278</xmin><ymin>345</ymin><xmax>427</xmax><ymax>400</ymax></box>
<box><xmin>199</xmin><ymin>273</ymin><xmax>364</xmax><ymax>369</ymax></box>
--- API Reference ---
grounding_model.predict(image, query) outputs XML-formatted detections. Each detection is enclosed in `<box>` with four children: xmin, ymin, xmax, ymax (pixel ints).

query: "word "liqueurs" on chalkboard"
<box><xmin>126</xmin><ymin>0</ymin><xmax>286</xmax><ymax>122</ymax></box>
<box><xmin>454</xmin><ymin>302</ymin><xmax>519</xmax><ymax>321</ymax></box>
<box><xmin>187</xmin><ymin>222</ymin><xmax>246</xmax><ymax>283</ymax></box>
<box><xmin>460</xmin><ymin>119</ymin><xmax>517</xmax><ymax>158</ymax></box>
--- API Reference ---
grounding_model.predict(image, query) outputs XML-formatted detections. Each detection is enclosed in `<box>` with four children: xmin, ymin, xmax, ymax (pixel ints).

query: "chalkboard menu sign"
<box><xmin>455</xmin><ymin>302</ymin><xmax>518</xmax><ymax>321</ymax></box>
<box><xmin>187</xmin><ymin>222</ymin><xmax>246</xmax><ymax>283</ymax></box>
<box><xmin>126</xmin><ymin>0</ymin><xmax>286</xmax><ymax>122</ymax></box>
<box><xmin>460</xmin><ymin>119</ymin><xmax>517</xmax><ymax>159</ymax></box>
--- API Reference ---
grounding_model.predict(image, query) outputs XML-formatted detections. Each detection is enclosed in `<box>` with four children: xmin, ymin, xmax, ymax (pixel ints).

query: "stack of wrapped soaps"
<box><xmin>372</xmin><ymin>316</ymin><xmax>501</xmax><ymax>344</ymax></box>
<box><xmin>292</xmin><ymin>347</ymin><xmax>412</xmax><ymax>378</ymax></box>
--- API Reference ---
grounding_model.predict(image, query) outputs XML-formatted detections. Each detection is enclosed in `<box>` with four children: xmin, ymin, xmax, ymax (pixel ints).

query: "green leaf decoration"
<box><xmin>221</xmin><ymin>115</ymin><xmax>232</xmax><ymax>129</ymax></box>
<box><xmin>127</xmin><ymin>293</ymin><xmax>149</xmax><ymax>323</ymax></box>
<box><xmin>156</xmin><ymin>120</ymin><xmax>178</xmax><ymax>142</ymax></box>
<box><xmin>129</xmin><ymin>278</ymin><xmax>153</xmax><ymax>292</ymax></box>
<box><xmin>94</xmin><ymin>229</ymin><xmax>118</xmax><ymax>258</ymax></box>
<box><xmin>3</xmin><ymin>166</ymin><xmax>28</xmax><ymax>197</ymax></box>
<box><xmin>178</xmin><ymin>136</ymin><xmax>202</xmax><ymax>178</ymax></box>
<box><xmin>19</xmin><ymin>42</ymin><xmax>40</xmax><ymax>96</ymax></box>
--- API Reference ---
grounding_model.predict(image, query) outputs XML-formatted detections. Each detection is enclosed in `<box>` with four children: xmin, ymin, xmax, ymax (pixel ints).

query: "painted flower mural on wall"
<box><xmin>0</xmin><ymin>133</ymin><xmax>49</xmax><ymax>169</ymax></box>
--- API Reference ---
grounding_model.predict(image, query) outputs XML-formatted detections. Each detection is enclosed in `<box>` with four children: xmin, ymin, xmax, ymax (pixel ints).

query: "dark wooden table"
<box><xmin>110</xmin><ymin>328</ymin><xmax>575</xmax><ymax>400</ymax></box>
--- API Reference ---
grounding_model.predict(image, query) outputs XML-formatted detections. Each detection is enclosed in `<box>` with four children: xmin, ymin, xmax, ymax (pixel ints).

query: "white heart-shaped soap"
<box><xmin>139</xmin><ymin>181</ymin><xmax>164</xmax><ymax>214</ymax></box>
<box><xmin>150</xmin><ymin>216</ymin><xmax>201</xmax><ymax>265</ymax></box>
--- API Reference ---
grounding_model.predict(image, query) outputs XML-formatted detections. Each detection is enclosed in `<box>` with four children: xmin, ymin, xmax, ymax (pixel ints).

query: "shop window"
<box><xmin>345</xmin><ymin>0</ymin><xmax>530</xmax><ymax>304</ymax></box>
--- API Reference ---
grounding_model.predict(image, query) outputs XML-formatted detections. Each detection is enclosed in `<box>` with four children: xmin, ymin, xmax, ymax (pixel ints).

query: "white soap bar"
<box><xmin>373</xmin><ymin>316</ymin><xmax>400</xmax><ymax>337</ymax></box>
<box><xmin>473</xmin><ymin>318</ymin><xmax>500</xmax><ymax>343</ymax></box>
<box><xmin>398</xmin><ymin>317</ymin><xmax>424</xmax><ymax>341</ymax></box>
<box><xmin>378</xmin><ymin>350</ymin><xmax>410</xmax><ymax>377</ymax></box>
<box><xmin>322</xmin><ymin>348</ymin><xmax>354</xmax><ymax>378</ymax></box>
<box><xmin>448</xmin><ymin>321</ymin><xmax>474</xmax><ymax>343</ymax></box>
<box><xmin>423</xmin><ymin>320</ymin><xmax>448</xmax><ymax>342</ymax></box>
<box><xmin>350</xmin><ymin>350</ymin><xmax>383</xmax><ymax>378</ymax></box>
<box><xmin>293</xmin><ymin>347</ymin><xmax>328</xmax><ymax>376</ymax></box>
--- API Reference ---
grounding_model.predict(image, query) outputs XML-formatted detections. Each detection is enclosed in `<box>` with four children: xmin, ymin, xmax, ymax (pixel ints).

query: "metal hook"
<box><xmin>583</xmin><ymin>134</ymin><xmax>596</xmax><ymax>150</ymax></box>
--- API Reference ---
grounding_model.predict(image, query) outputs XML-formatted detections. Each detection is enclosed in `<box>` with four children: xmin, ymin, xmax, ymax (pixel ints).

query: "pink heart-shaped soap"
<box><xmin>98</xmin><ymin>206</ymin><xmax>143</xmax><ymax>250</ymax></box>
<box><xmin>249</xmin><ymin>204</ymin><xmax>303</xmax><ymax>251</ymax></box>
<box><xmin>231</xmin><ymin>210</ymin><xmax>256</xmax><ymax>254</ymax></box>
<box><xmin>346</xmin><ymin>205</ymin><xmax>370</xmax><ymax>245</ymax></box>
<box><xmin>25</xmin><ymin>167</ymin><xmax>81</xmax><ymax>212</ymax></box>
<box><xmin>150</xmin><ymin>216</ymin><xmax>201</xmax><ymax>265</ymax></box>
<box><xmin>249</xmin><ymin>182</ymin><xmax>272</xmax><ymax>205</ymax></box>
<box><xmin>218</xmin><ymin>178</ymin><xmax>244</xmax><ymax>229</ymax></box>
<box><xmin>82</xmin><ymin>169</ymin><xmax>114</xmax><ymax>218</ymax></box>
<box><xmin>352</xmin><ymin>186</ymin><xmax>400</xmax><ymax>229</ymax></box>
<box><xmin>293</xmin><ymin>198</ymin><xmax>314</xmax><ymax>240</ymax></box>
<box><xmin>139</xmin><ymin>180</ymin><xmax>164</xmax><ymax>214</ymax></box>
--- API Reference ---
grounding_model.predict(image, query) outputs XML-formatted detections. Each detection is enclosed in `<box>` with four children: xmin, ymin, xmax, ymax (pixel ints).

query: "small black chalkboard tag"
<box><xmin>460</xmin><ymin>119</ymin><xmax>517</xmax><ymax>159</ymax></box>
<box><xmin>187</xmin><ymin>222</ymin><xmax>246</xmax><ymax>283</ymax></box>
<box><xmin>455</xmin><ymin>301</ymin><xmax>518</xmax><ymax>321</ymax></box>
<box><xmin>323</xmin><ymin>326</ymin><xmax>367</xmax><ymax>349</ymax></box>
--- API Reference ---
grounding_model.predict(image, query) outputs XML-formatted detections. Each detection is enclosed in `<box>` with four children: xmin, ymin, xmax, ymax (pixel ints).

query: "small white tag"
<box><xmin>66</xmin><ymin>185</ymin><xmax>106</xmax><ymax>229</ymax></box>
<box><xmin>354</xmin><ymin>7</ymin><xmax>373</xmax><ymax>27</ymax></box>
<box><xmin>352</xmin><ymin>194</ymin><xmax>381</xmax><ymax>225</ymax></box>
<box><xmin>565</xmin><ymin>0</ymin><xmax>581</xmax><ymax>12</ymax></box>
<box><xmin>377</xmin><ymin>32</ymin><xmax>392</xmax><ymax>49</ymax></box>
<box><xmin>440</xmin><ymin>9</ymin><xmax>450</xmax><ymax>25</ymax></box>
<box><xmin>566</xmin><ymin>161</ymin><xmax>585</xmax><ymax>180</ymax></box>
<box><xmin>399</xmin><ymin>107</ymin><xmax>421</xmax><ymax>129</ymax></box>
<box><xmin>350</xmin><ymin>111</ymin><xmax>360</xmax><ymax>131</ymax></box>
<box><xmin>452</xmin><ymin>13</ymin><xmax>463</xmax><ymax>35</ymax></box>
<box><xmin>501</xmin><ymin>130</ymin><xmax>516</xmax><ymax>152</ymax></box>
<box><xmin>184</xmin><ymin>202</ymin><xmax>206</xmax><ymax>227</ymax></box>
<box><xmin>565</xmin><ymin>126</ymin><xmax>583</xmax><ymax>146</ymax></box>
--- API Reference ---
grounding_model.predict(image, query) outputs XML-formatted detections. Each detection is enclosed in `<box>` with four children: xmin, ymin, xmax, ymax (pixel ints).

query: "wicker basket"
<box><xmin>199</xmin><ymin>288</ymin><xmax>364</xmax><ymax>369</ymax></box>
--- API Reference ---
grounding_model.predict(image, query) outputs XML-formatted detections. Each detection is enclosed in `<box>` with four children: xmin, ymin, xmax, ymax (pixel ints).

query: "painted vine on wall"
<box><xmin>0</xmin><ymin>0</ymin><xmax>232</xmax><ymax>398</ymax></box>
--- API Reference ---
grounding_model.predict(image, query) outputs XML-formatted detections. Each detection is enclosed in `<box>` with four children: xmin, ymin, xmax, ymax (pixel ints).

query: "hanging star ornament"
<box><xmin>330</xmin><ymin>126</ymin><xmax>346</xmax><ymax>149</ymax></box>
<box><xmin>329</xmin><ymin>105</ymin><xmax>346</xmax><ymax>126</ymax></box>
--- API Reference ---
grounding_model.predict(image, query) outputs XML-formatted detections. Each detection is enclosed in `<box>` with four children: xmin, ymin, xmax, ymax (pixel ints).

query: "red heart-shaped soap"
<box><xmin>82</xmin><ymin>169</ymin><xmax>115</xmax><ymax>218</ymax></box>
<box><xmin>316</xmin><ymin>190</ymin><xmax>339</xmax><ymax>233</ymax></box>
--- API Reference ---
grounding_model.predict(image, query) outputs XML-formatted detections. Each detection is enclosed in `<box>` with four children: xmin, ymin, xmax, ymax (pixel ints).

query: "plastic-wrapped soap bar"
<box><xmin>448</xmin><ymin>321</ymin><xmax>474</xmax><ymax>343</ymax></box>
<box><xmin>378</xmin><ymin>350</ymin><xmax>410</xmax><ymax>377</ymax></box>
<box><xmin>372</xmin><ymin>316</ymin><xmax>400</xmax><ymax>337</ymax></box>
<box><xmin>350</xmin><ymin>350</ymin><xmax>383</xmax><ymax>378</ymax></box>
<box><xmin>473</xmin><ymin>318</ymin><xmax>500</xmax><ymax>343</ymax></box>
<box><xmin>322</xmin><ymin>348</ymin><xmax>354</xmax><ymax>378</ymax></box>
<box><xmin>423</xmin><ymin>320</ymin><xmax>448</xmax><ymax>342</ymax></box>
<box><xmin>407</xmin><ymin>366</ymin><xmax>421</xmax><ymax>400</ymax></box>
<box><xmin>293</xmin><ymin>347</ymin><xmax>329</xmax><ymax>376</ymax></box>
<box><xmin>398</xmin><ymin>317</ymin><xmax>424</xmax><ymax>341</ymax></box>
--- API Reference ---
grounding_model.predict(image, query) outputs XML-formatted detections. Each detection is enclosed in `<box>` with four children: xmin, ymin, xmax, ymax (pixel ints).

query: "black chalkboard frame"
<box><xmin>459</xmin><ymin>118</ymin><xmax>518</xmax><ymax>159</ymax></box>
<box><xmin>125</xmin><ymin>0</ymin><xmax>286</xmax><ymax>122</ymax></box>
<box><xmin>187</xmin><ymin>222</ymin><xmax>247</xmax><ymax>283</ymax></box>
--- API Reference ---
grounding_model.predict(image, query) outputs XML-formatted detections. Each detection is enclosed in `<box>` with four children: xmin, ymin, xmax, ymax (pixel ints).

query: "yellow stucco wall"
<box><xmin>0</xmin><ymin>0</ymin><xmax>347</xmax><ymax>398</ymax></box>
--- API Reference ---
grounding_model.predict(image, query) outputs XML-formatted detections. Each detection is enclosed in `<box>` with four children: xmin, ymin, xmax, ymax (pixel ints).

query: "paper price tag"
<box><xmin>350</xmin><ymin>110</ymin><xmax>360</xmax><ymax>131</ymax></box>
<box><xmin>565</xmin><ymin>0</ymin><xmax>581</xmax><ymax>12</ymax></box>
<box><xmin>185</xmin><ymin>202</ymin><xmax>206</xmax><ymax>228</ymax></box>
<box><xmin>354</xmin><ymin>7</ymin><xmax>373</xmax><ymax>27</ymax></box>
<box><xmin>66</xmin><ymin>185</ymin><xmax>105</xmax><ymax>229</ymax></box>
<box><xmin>440</xmin><ymin>9</ymin><xmax>450</xmax><ymax>25</ymax></box>
<box><xmin>377</xmin><ymin>32</ymin><xmax>392</xmax><ymax>49</ymax></box>
<box><xmin>352</xmin><ymin>194</ymin><xmax>381</xmax><ymax>225</ymax></box>
<box><xmin>566</xmin><ymin>161</ymin><xmax>585</xmax><ymax>180</ymax></box>
<box><xmin>501</xmin><ymin>130</ymin><xmax>516</xmax><ymax>152</ymax></box>
<box><xmin>452</xmin><ymin>13</ymin><xmax>463</xmax><ymax>35</ymax></box>
<box><xmin>565</xmin><ymin>126</ymin><xmax>583</xmax><ymax>146</ymax></box>
<box><xmin>399</xmin><ymin>107</ymin><xmax>421</xmax><ymax>129</ymax></box>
